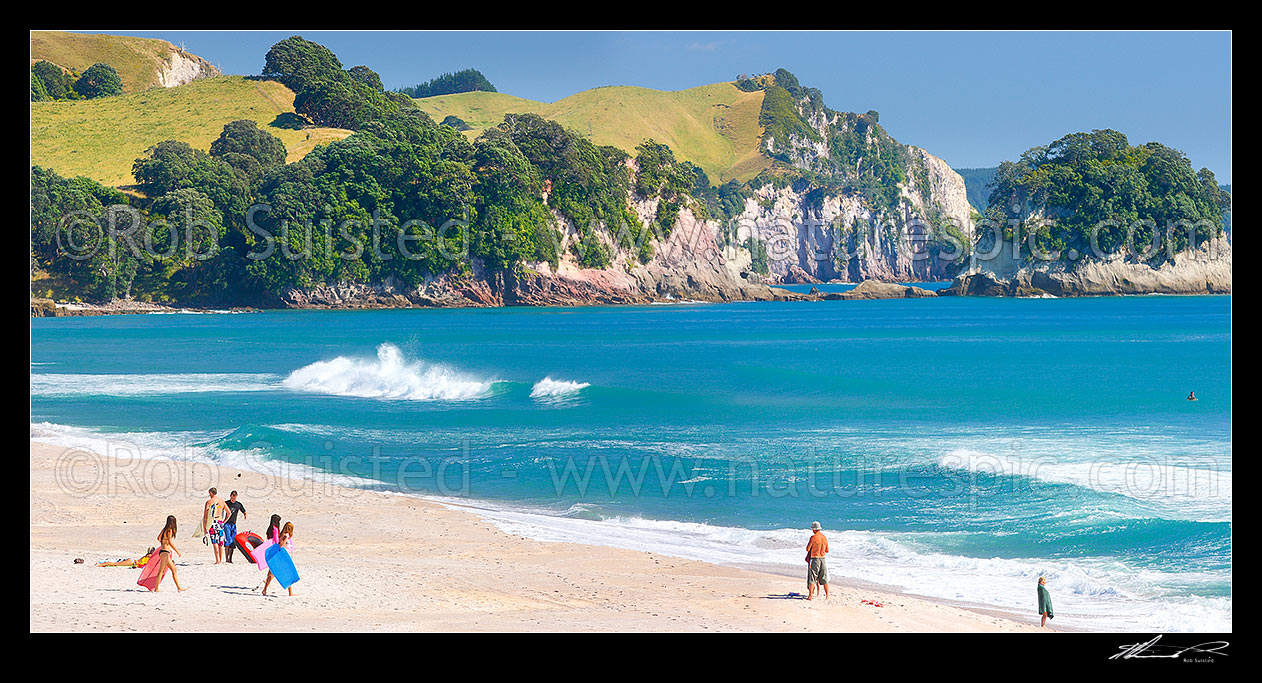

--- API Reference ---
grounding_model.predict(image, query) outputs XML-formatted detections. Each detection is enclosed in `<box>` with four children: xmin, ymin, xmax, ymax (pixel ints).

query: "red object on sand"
<box><xmin>136</xmin><ymin>549</ymin><xmax>163</xmax><ymax>591</ymax></box>
<box><xmin>234</xmin><ymin>532</ymin><xmax>264</xmax><ymax>564</ymax></box>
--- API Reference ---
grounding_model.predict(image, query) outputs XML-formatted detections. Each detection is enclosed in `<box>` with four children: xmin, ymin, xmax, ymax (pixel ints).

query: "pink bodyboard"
<box><xmin>253</xmin><ymin>539</ymin><xmax>274</xmax><ymax>573</ymax></box>
<box><xmin>136</xmin><ymin>549</ymin><xmax>164</xmax><ymax>591</ymax></box>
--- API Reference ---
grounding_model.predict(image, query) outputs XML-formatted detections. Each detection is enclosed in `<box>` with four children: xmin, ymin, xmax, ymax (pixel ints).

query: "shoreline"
<box><xmin>29</xmin><ymin>439</ymin><xmax>1045</xmax><ymax>633</ymax></box>
<box><xmin>29</xmin><ymin>287</ymin><xmax>1233</xmax><ymax>319</ymax></box>
<box><xmin>32</xmin><ymin>279</ymin><xmax>1241</xmax><ymax>316</ymax></box>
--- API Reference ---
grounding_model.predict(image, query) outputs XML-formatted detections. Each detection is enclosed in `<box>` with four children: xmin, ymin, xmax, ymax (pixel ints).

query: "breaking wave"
<box><xmin>530</xmin><ymin>377</ymin><xmax>590</xmax><ymax>399</ymax></box>
<box><xmin>282</xmin><ymin>343</ymin><xmax>496</xmax><ymax>401</ymax></box>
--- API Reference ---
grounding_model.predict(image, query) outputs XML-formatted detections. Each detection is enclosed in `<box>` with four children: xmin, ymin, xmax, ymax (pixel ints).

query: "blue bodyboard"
<box><xmin>265</xmin><ymin>544</ymin><xmax>300</xmax><ymax>589</ymax></box>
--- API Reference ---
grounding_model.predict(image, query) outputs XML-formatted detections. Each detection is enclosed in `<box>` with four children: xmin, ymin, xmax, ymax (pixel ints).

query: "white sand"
<box><xmin>30</xmin><ymin>441</ymin><xmax>1046</xmax><ymax>632</ymax></box>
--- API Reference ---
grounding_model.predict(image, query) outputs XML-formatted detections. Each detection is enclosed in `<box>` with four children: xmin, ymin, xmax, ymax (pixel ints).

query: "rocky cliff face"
<box><xmin>279</xmin><ymin>197</ymin><xmax>809</xmax><ymax>309</ymax></box>
<box><xmin>276</xmin><ymin>150</ymin><xmax>977</xmax><ymax>309</ymax></box>
<box><xmin>941</xmin><ymin>236</ymin><xmax>1231</xmax><ymax>297</ymax></box>
<box><xmin>278</xmin><ymin>71</ymin><xmax>978</xmax><ymax>309</ymax></box>
<box><xmin>743</xmin><ymin>75</ymin><xmax>974</xmax><ymax>284</ymax></box>
<box><xmin>736</xmin><ymin>154</ymin><xmax>973</xmax><ymax>284</ymax></box>
<box><xmin>155</xmin><ymin>49</ymin><xmax>219</xmax><ymax>88</ymax></box>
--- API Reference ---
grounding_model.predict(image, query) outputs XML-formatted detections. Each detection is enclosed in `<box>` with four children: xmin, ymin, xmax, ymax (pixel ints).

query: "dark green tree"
<box><xmin>347</xmin><ymin>65</ymin><xmax>384</xmax><ymax>91</ymax></box>
<box><xmin>31</xmin><ymin>72</ymin><xmax>51</xmax><ymax>101</ymax></box>
<box><xmin>210</xmin><ymin>120</ymin><xmax>288</xmax><ymax>175</ymax></box>
<box><xmin>74</xmin><ymin>63</ymin><xmax>124</xmax><ymax>99</ymax></box>
<box><xmin>399</xmin><ymin>69</ymin><xmax>496</xmax><ymax>98</ymax></box>
<box><xmin>31</xmin><ymin>60</ymin><xmax>76</xmax><ymax>100</ymax></box>
<box><xmin>132</xmin><ymin>140</ymin><xmax>249</xmax><ymax>221</ymax></box>
<box><xmin>262</xmin><ymin>36</ymin><xmax>344</xmax><ymax>92</ymax></box>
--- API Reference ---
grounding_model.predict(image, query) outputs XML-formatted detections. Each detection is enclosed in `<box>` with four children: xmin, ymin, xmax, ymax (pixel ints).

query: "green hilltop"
<box><xmin>31</xmin><ymin>75</ymin><xmax>353</xmax><ymax>188</ymax></box>
<box><xmin>32</xmin><ymin>30</ymin><xmax>209</xmax><ymax>94</ymax></box>
<box><xmin>413</xmin><ymin>83</ymin><xmax>773</xmax><ymax>184</ymax></box>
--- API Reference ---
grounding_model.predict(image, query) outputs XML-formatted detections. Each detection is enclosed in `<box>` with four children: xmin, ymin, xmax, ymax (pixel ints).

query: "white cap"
<box><xmin>810</xmin><ymin>521</ymin><xmax>822</xmax><ymax>530</ymax></box>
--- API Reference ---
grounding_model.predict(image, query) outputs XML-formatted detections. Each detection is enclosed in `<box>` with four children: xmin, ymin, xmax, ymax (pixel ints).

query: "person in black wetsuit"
<box><xmin>223</xmin><ymin>491</ymin><xmax>248</xmax><ymax>563</ymax></box>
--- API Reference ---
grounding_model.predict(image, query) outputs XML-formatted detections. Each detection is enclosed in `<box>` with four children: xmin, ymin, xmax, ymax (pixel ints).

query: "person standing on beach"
<box><xmin>1037</xmin><ymin>576</ymin><xmax>1054</xmax><ymax>627</ymax></box>
<box><xmin>265</xmin><ymin>513</ymin><xmax>282</xmax><ymax>544</ymax></box>
<box><xmin>262</xmin><ymin>522</ymin><xmax>295</xmax><ymax>597</ymax></box>
<box><xmin>203</xmin><ymin>488</ymin><xmax>230</xmax><ymax>564</ymax></box>
<box><xmin>805</xmin><ymin>521</ymin><xmax>830</xmax><ymax>600</ymax></box>
<box><xmin>154</xmin><ymin>515</ymin><xmax>186</xmax><ymax>592</ymax></box>
<box><xmin>223</xmin><ymin>491</ymin><xmax>248</xmax><ymax>563</ymax></box>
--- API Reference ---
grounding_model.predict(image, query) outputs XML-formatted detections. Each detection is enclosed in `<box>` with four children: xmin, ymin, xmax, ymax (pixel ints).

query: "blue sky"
<box><xmin>107</xmin><ymin>30</ymin><xmax>1232</xmax><ymax>182</ymax></box>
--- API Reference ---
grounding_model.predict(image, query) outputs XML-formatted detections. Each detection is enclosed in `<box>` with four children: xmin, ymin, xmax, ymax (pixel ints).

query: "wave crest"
<box><xmin>282</xmin><ymin>343</ymin><xmax>494</xmax><ymax>401</ymax></box>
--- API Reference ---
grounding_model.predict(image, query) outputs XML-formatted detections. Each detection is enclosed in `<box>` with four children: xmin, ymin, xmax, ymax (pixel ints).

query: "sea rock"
<box><xmin>822</xmin><ymin>280</ymin><xmax>937</xmax><ymax>300</ymax></box>
<box><xmin>779</xmin><ymin>265</ymin><xmax>822</xmax><ymax>285</ymax></box>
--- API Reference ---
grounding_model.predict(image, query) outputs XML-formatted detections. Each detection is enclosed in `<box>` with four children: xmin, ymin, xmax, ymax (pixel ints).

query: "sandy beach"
<box><xmin>30</xmin><ymin>441</ymin><xmax>1044</xmax><ymax>633</ymax></box>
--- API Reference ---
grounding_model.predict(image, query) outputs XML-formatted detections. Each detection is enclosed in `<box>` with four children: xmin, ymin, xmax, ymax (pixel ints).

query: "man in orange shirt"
<box><xmin>805</xmin><ymin>521</ymin><xmax>829</xmax><ymax>600</ymax></box>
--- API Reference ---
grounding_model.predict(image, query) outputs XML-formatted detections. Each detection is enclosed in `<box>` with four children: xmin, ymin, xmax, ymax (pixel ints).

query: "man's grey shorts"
<box><xmin>807</xmin><ymin>557</ymin><xmax>829</xmax><ymax>584</ymax></box>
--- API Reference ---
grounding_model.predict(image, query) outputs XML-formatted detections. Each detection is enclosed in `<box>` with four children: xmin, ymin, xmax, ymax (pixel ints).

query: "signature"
<box><xmin>1110</xmin><ymin>635</ymin><xmax>1229</xmax><ymax>660</ymax></box>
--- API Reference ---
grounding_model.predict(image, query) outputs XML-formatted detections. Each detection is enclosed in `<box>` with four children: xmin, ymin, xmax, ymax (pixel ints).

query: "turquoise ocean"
<box><xmin>30</xmin><ymin>293</ymin><xmax>1231</xmax><ymax>630</ymax></box>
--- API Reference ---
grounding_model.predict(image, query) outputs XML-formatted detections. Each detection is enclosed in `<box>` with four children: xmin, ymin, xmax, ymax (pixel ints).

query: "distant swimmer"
<box><xmin>1187</xmin><ymin>391</ymin><xmax>1198</xmax><ymax>401</ymax></box>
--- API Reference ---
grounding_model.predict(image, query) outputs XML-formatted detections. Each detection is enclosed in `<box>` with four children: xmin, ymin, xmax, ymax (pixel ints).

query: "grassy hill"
<box><xmin>30</xmin><ymin>76</ymin><xmax>353</xmax><ymax>188</ymax></box>
<box><xmin>31</xmin><ymin>30</ymin><xmax>214</xmax><ymax>94</ymax></box>
<box><xmin>414</xmin><ymin>82</ymin><xmax>772</xmax><ymax>183</ymax></box>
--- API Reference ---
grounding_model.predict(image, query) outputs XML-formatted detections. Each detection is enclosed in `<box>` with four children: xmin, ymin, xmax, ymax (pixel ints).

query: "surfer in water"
<box><xmin>1188</xmin><ymin>391</ymin><xmax>1198</xmax><ymax>401</ymax></box>
<box><xmin>262</xmin><ymin>522</ymin><xmax>295</xmax><ymax>597</ymax></box>
<box><xmin>154</xmin><ymin>515</ymin><xmax>186</xmax><ymax>592</ymax></box>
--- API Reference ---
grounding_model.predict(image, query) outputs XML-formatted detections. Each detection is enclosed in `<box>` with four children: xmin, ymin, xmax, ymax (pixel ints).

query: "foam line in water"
<box><xmin>281</xmin><ymin>343</ymin><xmax>494</xmax><ymax>401</ymax></box>
<box><xmin>939</xmin><ymin>448</ymin><xmax>1231</xmax><ymax>521</ymax></box>
<box><xmin>30</xmin><ymin>422</ymin><xmax>374</xmax><ymax>489</ymax></box>
<box><xmin>30</xmin><ymin>373</ymin><xmax>278</xmax><ymax>397</ymax></box>
<box><xmin>442</xmin><ymin>498</ymin><xmax>1231</xmax><ymax>632</ymax></box>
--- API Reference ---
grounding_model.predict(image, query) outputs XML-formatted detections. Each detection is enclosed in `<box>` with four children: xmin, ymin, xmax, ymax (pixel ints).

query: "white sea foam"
<box><xmin>145</xmin><ymin>309</ymin><xmax>248</xmax><ymax>315</ymax></box>
<box><xmin>939</xmin><ymin>447</ymin><xmax>1232</xmax><ymax>521</ymax></box>
<box><xmin>28</xmin><ymin>419</ymin><xmax>1230</xmax><ymax>632</ymax></box>
<box><xmin>530</xmin><ymin>377</ymin><xmax>590</xmax><ymax>399</ymax></box>
<box><xmin>30</xmin><ymin>373</ymin><xmax>278</xmax><ymax>397</ymax></box>
<box><xmin>30</xmin><ymin>422</ymin><xmax>375</xmax><ymax>490</ymax></box>
<box><xmin>281</xmin><ymin>343</ymin><xmax>495</xmax><ymax>401</ymax></box>
<box><xmin>446</xmin><ymin>499</ymin><xmax>1231</xmax><ymax>632</ymax></box>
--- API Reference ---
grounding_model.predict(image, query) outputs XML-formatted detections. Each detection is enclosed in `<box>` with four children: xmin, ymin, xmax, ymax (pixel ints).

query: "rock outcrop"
<box><xmin>823</xmin><ymin>281</ymin><xmax>937</xmax><ymax>300</ymax></box>
<box><xmin>740</xmin><ymin>74</ymin><xmax>975</xmax><ymax>284</ymax></box>
<box><xmin>270</xmin><ymin>136</ymin><xmax>976</xmax><ymax>310</ymax></box>
<box><xmin>277</xmin><ymin>203</ymin><xmax>812</xmax><ymax>309</ymax></box>
<box><xmin>29</xmin><ymin>297</ymin><xmax>201</xmax><ymax>316</ymax></box>
<box><xmin>739</xmin><ymin>164</ymin><xmax>973</xmax><ymax>285</ymax></box>
<box><xmin>941</xmin><ymin>236</ymin><xmax>1232</xmax><ymax>297</ymax></box>
<box><xmin>155</xmin><ymin>49</ymin><xmax>219</xmax><ymax>88</ymax></box>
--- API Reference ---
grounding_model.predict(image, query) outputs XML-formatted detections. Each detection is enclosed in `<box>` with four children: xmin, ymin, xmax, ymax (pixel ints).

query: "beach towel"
<box><xmin>1037</xmin><ymin>584</ymin><xmax>1054</xmax><ymax>618</ymax></box>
